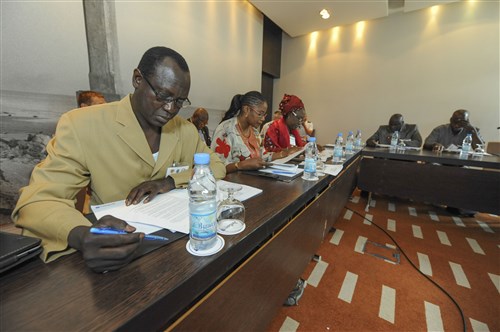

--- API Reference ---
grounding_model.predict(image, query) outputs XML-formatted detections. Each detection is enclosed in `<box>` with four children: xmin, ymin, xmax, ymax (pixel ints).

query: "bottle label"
<box><xmin>304</xmin><ymin>157</ymin><xmax>316</xmax><ymax>173</ymax></box>
<box><xmin>190</xmin><ymin>210</ymin><xmax>217</xmax><ymax>240</ymax></box>
<box><xmin>334</xmin><ymin>146</ymin><xmax>343</xmax><ymax>157</ymax></box>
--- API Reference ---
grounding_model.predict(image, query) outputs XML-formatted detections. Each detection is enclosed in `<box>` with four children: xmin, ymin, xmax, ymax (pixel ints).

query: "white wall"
<box><xmin>1</xmin><ymin>1</ymin><xmax>89</xmax><ymax>95</ymax></box>
<box><xmin>114</xmin><ymin>1</ymin><xmax>262</xmax><ymax>110</ymax></box>
<box><xmin>1</xmin><ymin>1</ymin><xmax>263</xmax><ymax>116</ymax></box>
<box><xmin>275</xmin><ymin>1</ymin><xmax>500</xmax><ymax>144</ymax></box>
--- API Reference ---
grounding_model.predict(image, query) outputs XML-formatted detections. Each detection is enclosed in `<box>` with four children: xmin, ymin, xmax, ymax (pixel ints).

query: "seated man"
<box><xmin>424</xmin><ymin>109</ymin><xmax>484</xmax><ymax>217</ymax></box>
<box><xmin>77</xmin><ymin>90</ymin><xmax>106</xmax><ymax>107</ymax></box>
<box><xmin>423</xmin><ymin>109</ymin><xmax>484</xmax><ymax>152</ymax></box>
<box><xmin>366</xmin><ymin>113</ymin><xmax>422</xmax><ymax>147</ymax></box>
<box><xmin>188</xmin><ymin>107</ymin><xmax>211</xmax><ymax>146</ymax></box>
<box><xmin>12</xmin><ymin>46</ymin><xmax>225</xmax><ymax>273</ymax></box>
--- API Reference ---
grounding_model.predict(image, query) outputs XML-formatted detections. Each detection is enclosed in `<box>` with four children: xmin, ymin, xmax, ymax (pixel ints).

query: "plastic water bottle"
<box><xmin>345</xmin><ymin>131</ymin><xmax>354</xmax><ymax>154</ymax></box>
<box><xmin>461</xmin><ymin>133</ymin><xmax>472</xmax><ymax>154</ymax></box>
<box><xmin>188</xmin><ymin>153</ymin><xmax>217</xmax><ymax>251</ymax></box>
<box><xmin>302</xmin><ymin>137</ymin><xmax>319</xmax><ymax>181</ymax></box>
<box><xmin>354</xmin><ymin>130</ymin><xmax>362</xmax><ymax>150</ymax></box>
<box><xmin>333</xmin><ymin>132</ymin><xmax>343</xmax><ymax>163</ymax></box>
<box><xmin>390</xmin><ymin>131</ymin><xmax>399</xmax><ymax>147</ymax></box>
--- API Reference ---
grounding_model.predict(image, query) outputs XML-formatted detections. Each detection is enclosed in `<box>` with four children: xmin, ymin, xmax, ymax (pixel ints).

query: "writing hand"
<box><xmin>126</xmin><ymin>177</ymin><xmax>175</xmax><ymax>205</ymax></box>
<box><xmin>240</xmin><ymin>157</ymin><xmax>269</xmax><ymax>170</ymax></box>
<box><xmin>433</xmin><ymin>143</ymin><xmax>444</xmax><ymax>152</ymax></box>
<box><xmin>68</xmin><ymin>215</ymin><xmax>142</xmax><ymax>273</ymax></box>
<box><xmin>287</xmin><ymin>146</ymin><xmax>303</xmax><ymax>154</ymax></box>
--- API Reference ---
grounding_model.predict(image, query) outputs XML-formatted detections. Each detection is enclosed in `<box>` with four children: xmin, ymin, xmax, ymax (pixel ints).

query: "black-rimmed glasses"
<box><xmin>251</xmin><ymin>108</ymin><xmax>267</xmax><ymax>119</ymax></box>
<box><xmin>141</xmin><ymin>72</ymin><xmax>191</xmax><ymax>109</ymax></box>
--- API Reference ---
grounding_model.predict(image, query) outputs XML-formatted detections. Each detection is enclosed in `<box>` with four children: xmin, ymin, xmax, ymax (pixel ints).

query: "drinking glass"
<box><xmin>217</xmin><ymin>184</ymin><xmax>245</xmax><ymax>235</ymax></box>
<box><xmin>316</xmin><ymin>159</ymin><xmax>325</xmax><ymax>176</ymax></box>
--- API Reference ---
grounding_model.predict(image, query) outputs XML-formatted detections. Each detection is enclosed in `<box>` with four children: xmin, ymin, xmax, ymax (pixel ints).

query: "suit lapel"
<box><xmin>115</xmin><ymin>96</ymin><xmax>155</xmax><ymax>168</ymax></box>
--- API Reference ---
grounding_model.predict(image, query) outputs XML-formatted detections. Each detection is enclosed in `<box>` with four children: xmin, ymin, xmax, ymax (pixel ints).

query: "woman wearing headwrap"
<box><xmin>264</xmin><ymin>94</ymin><xmax>307</xmax><ymax>153</ymax></box>
<box><xmin>212</xmin><ymin>91</ymin><xmax>288</xmax><ymax>174</ymax></box>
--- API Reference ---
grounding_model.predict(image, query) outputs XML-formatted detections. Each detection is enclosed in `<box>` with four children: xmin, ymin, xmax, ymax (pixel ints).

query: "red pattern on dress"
<box><xmin>214</xmin><ymin>137</ymin><xmax>231</xmax><ymax>158</ymax></box>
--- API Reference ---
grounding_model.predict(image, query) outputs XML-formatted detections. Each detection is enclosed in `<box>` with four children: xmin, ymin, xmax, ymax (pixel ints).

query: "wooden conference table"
<box><xmin>358</xmin><ymin>147</ymin><xmax>500</xmax><ymax>215</ymax></box>
<box><xmin>0</xmin><ymin>153</ymin><xmax>360</xmax><ymax>331</ymax></box>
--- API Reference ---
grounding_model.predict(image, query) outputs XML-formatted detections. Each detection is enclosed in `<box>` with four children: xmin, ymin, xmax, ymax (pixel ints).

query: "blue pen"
<box><xmin>90</xmin><ymin>227</ymin><xmax>169</xmax><ymax>241</ymax></box>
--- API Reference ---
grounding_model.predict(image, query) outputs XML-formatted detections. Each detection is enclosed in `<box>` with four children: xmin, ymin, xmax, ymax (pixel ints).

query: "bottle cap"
<box><xmin>338</xmin><ymin>132</ymin><xmax>343</xmax><ymax>136</ymax></box>
<box><xmin>308</xmin><ymin>137</ymin><xmax>317</xmax><ymax>142</ymax></box>
<box><xmin>348</xmin><ymin>131</ymin><xmax>353</xmax><ymax>135</ymax></box>
<box><xmin>194</xmin><ymin>153</ymin><xmax>210</xmax><ymax>165</ymax></box>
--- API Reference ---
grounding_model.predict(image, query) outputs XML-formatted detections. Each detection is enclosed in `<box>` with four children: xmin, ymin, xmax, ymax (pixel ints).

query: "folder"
<box><xmin>0</xmin><ymin>231</ymin><xmax>42</xmax><ymax>274</ymax></box>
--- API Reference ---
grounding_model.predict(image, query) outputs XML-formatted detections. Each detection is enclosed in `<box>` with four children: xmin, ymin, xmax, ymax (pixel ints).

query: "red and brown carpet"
<box><xmin>268</xmin><ymin>190</ymin><xmax>500</xmax><ymax>331</ymax></box>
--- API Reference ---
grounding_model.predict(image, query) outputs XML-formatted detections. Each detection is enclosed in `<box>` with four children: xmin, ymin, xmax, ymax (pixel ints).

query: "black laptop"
<box><xmin>0</xmin><ymin>231</ymin><xmax>42</xmax><ymax>274</ymax></box>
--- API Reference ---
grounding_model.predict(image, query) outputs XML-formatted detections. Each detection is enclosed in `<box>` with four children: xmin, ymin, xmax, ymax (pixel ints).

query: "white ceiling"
<box><xmin>248</xmin><ymin>0</ymin><xmax>460</xmax><ymax>38</ymax></box>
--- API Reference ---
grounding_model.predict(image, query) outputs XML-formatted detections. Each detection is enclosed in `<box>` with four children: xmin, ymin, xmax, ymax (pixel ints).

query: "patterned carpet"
<box><xmin>268</xmin><ymin>190</ymin><xmax>500</xmax><ymax>332</ymax></box>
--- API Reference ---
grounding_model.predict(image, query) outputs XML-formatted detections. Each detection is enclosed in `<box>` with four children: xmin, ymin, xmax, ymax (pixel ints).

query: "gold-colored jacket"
<box><xmin>12</xmin><ymin>95</ymin><xmax>225</xmax><ymax>262</ymax></box>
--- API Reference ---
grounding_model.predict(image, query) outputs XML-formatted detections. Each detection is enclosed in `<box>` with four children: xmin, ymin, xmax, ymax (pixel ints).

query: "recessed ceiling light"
<box><xmin>320</xmin><ymin>9</ymin><xmax>330</xmax><ymax>20</ymax></box>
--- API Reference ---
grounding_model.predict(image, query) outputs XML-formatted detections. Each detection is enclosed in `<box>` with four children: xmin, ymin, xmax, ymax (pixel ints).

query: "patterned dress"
<box><xmin>211</xmin><ymin>117</ymin><xmax>271</xmax><ymax>164</ymax></box>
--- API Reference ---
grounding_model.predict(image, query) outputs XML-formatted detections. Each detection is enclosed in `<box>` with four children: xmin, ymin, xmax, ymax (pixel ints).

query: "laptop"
<box><xmin>0</xmin><ymin>231</ymin><xmax>42</xmax><ymax>274</ymax></box>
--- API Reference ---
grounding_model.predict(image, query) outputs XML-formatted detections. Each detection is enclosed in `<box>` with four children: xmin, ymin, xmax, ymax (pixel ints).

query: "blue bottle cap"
<box><xmin>338</xmin><ymin>132</ymin><xmax>343</xmax><ymax>136</ymax></box>
<box><xmin>194</xmin><ymin>153</ymin><xmax>210</xmax><ymax>165</ymax></box>
<box><xmin>308</xmin><ymin>137</ymin><xmax>317</xmax><ymax>142</ymax></box>
<box><xmin>348</xmin><ymin>131</ymin><xmax>353</xmax><ymax>135</ymax></box>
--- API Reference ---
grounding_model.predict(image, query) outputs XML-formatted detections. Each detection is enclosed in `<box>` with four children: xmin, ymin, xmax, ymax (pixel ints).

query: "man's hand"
<box><xmin>68</xmin><ymin>215</ymin><xmax>142</xmax><ymax>273</ymax></box>
<box><xmin>126</xmin><ymin>177</ymin><xmax>175</xmax><ymax>205</ymax></box>
<box><xmin>432</xmin><ymin>143</ymin><xmax>444</xmax><ymax>152</ymax></box>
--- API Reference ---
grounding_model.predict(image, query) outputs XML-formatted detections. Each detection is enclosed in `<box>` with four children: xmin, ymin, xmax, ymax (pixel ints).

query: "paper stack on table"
<box><xmin>91</xmin><ymin>180</ymin><xmax>262</xmax><ymax>234</ymax></box>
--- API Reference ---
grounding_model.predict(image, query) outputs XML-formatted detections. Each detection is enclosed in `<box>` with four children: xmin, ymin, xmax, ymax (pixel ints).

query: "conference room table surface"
<box><xmin>0</xmin><ymin>152</ymin><xmax>360</xmax><ymax>332</ymax></box>
<box><xmin>361</xmin><ymin>146</ymin><xmax>500</xmax><ymax>169</ymax></box>
<box><xmin>358</xmin><ymin>147</ymin><xmax>500</xmax><ymax>215</ymax></box>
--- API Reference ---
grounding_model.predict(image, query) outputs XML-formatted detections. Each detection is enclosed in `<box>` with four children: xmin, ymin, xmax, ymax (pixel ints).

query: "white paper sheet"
<box><xmin>272</xmin><ymin>147</ymin><xmax>305</xmax><ymax>164</ymax></box>
<box><xmin>376</xmin><ymin>143</ymin><xmax>421</xmax><ymax>151</ymax></box>
<box><xmin>323</xmin><ymin>164</ymin><xmax>343</xmax><ymax>176</ymax></box>
<box><xmin>91</xmin><ymin>180</ymin><xmax>262</xmax><ymax>234</ymax></box>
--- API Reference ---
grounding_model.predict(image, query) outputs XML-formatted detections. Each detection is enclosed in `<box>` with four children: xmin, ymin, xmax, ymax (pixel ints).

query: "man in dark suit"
<box><xmin>188</xmin><ymin>107</ymin><xmax>211</xmax><ymax>147</ymax></box>
<box><xmin>366</xmin><ymin>113</ymin><xmax>422</xmax><ymax>147</ymax></box>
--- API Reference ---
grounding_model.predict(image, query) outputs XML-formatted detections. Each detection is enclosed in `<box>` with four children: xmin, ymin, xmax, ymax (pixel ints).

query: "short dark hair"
<box><xmin>137</xmin><ymin>46</ymin><xmax>190</xmax><ymax>79</ymax></box>
<box><xmin>77</xmin><ymin>90</ymin><xmax>105</xmax><ymax>107</ymax></box>
<box><xmin>220</xmin><ymin>91</ymin><xmax>267</xmax><ymax>123</ymax></box>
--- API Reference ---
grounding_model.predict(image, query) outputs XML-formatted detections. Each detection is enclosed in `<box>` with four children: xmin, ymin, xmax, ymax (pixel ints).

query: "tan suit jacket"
<box><xmin>12</xmin><ymin>95</ymin><xmax>225</xmax><ymax>262</ymax></box>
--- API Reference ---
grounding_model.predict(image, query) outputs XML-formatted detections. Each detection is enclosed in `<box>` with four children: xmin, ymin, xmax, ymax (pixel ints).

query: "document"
<box><xmin>272</xmin><ymin>147</ymin><xmax>305</xmax><ymax>164</ymax></box>
<box><xmin>444</xmin><ymin>144</ymin><xmax>491</xmax><ymax>155</ymax></box>
<box><xmin>376</xmin><ymin>143</ymin><xmax>421</xmax><ymax>151</ymax></box>
<box><xmin>323</xmin><ymin>164</ymin><xmax>343</xmax><ymax>176</ymax></box>
<box><xmin>297</xmin><ymin>161</ymin><xmax>343</xmax><ymax>176</ymax></box>
<box><xmin>259</xmin><ymin>165</ymin><xmax>303</xmax><ymax>178</ymax></box>
<box><xmin>91</xmin><ymin>180</ymin><xmax>262</xmax><ymax>234</ymax></box>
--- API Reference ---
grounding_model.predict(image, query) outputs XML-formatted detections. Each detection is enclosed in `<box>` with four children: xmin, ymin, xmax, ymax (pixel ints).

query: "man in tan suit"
<box><xmin>12</xmin><ymin>47</ymin><xmax>226</xmax><ymax>273</ymax></box>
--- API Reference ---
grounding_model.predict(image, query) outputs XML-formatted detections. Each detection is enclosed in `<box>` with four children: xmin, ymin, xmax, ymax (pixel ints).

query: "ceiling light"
<box><xmin>320</xmin><ymin>9</ymin><xmax>330</xmax><ymax>20</ymax></box>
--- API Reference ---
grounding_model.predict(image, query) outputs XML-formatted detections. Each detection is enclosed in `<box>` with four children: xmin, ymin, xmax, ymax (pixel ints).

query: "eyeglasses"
<box><xmin>291</xmin><ymin>111</ymin><xmax>305</xmax><ymax>123</ymax></box>
<box><xmin>141</xmin><ymin>72</ymin><xmax>191</xmax><ymax>109</ymax></box>
<box><xmin>251</xmin><ymin>108</ymin><xmax>267</xmax><ymax>119</ymax></box>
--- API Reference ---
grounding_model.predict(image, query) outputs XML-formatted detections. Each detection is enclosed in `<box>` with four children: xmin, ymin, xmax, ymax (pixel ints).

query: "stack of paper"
<box><xmin>259</xmin><ymin>162</ymin><xmax>303</xmax><ymax>177</ymax></box>
<box><xmin>91</xmin><ymin>180</ymin><xmax>262</xmax><ymax>235</ymax></box>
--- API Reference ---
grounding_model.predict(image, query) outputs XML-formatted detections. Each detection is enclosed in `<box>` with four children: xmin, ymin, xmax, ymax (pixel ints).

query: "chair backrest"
<box><xmin>486</xmin><ymin>141</ymin><xmax>500</xmax><ymax>156</ymax></box>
